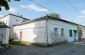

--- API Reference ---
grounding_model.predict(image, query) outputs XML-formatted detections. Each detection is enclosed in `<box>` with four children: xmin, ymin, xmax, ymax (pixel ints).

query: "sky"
<box><xmin>0</xmin><ymin>0</ymin><xmax>85</xmax><ymax>25</ymax></box>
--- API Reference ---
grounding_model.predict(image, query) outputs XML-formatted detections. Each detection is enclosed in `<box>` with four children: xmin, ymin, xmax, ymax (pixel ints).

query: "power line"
<box><xmin>29</xmin><ymin>0</ymin><xmax>53</xmax><ymax>12</ymax></box>
<box><xmin>48</xmin><ymin>0</ymin><xmax>65</xmax><ymax>12</ymax></box>
<box><xmin>64</xmin><ymin>0</ymin><xmax>80</xmax><ymax>14</ymax></box>
<box><xmin>29</xmin><ymin>0</ymin><xmax>67</xmax><ymax>19</ymax></box>
<box><xmin>47</xmin><ymin>0</ymin><xmax>72</xmax><ymax>16</ymax></box>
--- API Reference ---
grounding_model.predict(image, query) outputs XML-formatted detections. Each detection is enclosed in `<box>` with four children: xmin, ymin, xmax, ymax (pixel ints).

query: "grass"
<box><xmin>9</xmin><ymin>41</ymin><xmax>27</xmax><ymax>46</ymax></box>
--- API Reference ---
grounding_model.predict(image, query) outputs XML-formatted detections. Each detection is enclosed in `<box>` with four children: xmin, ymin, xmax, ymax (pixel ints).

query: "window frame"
<box><xmin>61</xmin><ymin>28</ymin><xmax>64</xmax><ymax>36</ymax></box>
<box><xmin>54</xmin><ymin>28</ymin><xmax>58</xmax><ymax>36</ymax></box>
<box><xmin>69</xmin><ymin>30</ymin><xmax>72</xmax><ymax>37</ymax></box>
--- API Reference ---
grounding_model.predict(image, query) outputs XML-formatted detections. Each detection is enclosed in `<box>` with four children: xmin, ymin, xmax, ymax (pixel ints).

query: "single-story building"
<box><xmin>0</xmin><ymin>24</ymin><xmax>9</xmax><ymax>45</ymax></box>
<box><xmin>13</xmin><ymin>16</ymin><xmax>79</xmax><ymax>45</ymax></box>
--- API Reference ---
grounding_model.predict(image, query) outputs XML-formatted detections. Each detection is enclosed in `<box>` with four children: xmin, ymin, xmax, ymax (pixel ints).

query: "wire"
<box><xmin>29</xmin><ymin>0</ymin><xmax>53</xmax><ymax>12</ymax></box>
<box><xmin>29</xmin><ymin>0</ymin><xmax>67</xmax><ymax>19</ymax></box>
<box><xmin>64</xmin><ymin>0</ymin><xmax>80</xmax><ymax>14</ymax></box>
<box><xmin>48</xmin><ymin>0</ymin><xmax>65</xmax><ymax>12</ymax></box>
<box><xmin>47</xmin><ymin>0</ymin><xmax>72</xmax><ymax>17</ymax></box>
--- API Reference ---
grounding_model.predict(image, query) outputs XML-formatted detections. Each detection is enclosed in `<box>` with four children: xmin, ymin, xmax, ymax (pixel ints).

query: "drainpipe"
<box><xmin>46</xmin><ymin>15</ymin><xmax>49</xmax><ymax>45</ymax></box>
<box><xmin>77</xmin><ymin>25</ymin><xmax>79</xmax><ymax>41</ymax></box>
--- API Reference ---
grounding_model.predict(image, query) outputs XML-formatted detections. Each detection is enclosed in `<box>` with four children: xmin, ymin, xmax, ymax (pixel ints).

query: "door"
<box><xmin>20</xmin><ymin>31</ymin><xmax>22</xmax><ymax>41</ymax></box>
<box><xmin>0</xmin><ymin>33</ymin><xmax>3</xmax><ymax>44</ymax></box>
<box><xmin>74</xmin><ymin>30</ymin><xmax>77</xmax><ymax>41</ymax></box>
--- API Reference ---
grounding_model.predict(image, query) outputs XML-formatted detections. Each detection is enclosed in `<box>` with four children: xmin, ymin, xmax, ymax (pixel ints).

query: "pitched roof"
<box><xmin>0</xmin><ymin>13</ymin><xmax>29</xmax><ymax>20</ymax></box>
<box><xmin>0</xmin><ymin>24</ymin><xmax>9</xmax><ymax>28</ymax></box>
<box><xmin>47</xmin><ymin>16</ymin><xmax>78</xmax><ymax>25</ymax></box>
<box><xmin>13</xmin><ymin>16</ymin><xmax>81</xmax><ymax>26</ymax></box>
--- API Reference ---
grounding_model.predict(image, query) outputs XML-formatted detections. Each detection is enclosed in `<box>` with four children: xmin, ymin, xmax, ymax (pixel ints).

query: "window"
<box><xmin>16</xmin><ymin>20</ymin><xmax>18</xmax><ymax>21</ymax></box>
<box><xmin>61</xmin><ymin>28</ymin><xmax>64</xmax><ymax>36</ymax></box>
<box><xmin>54</xmin><ymin>28</ymin><xmax>58</xmax><ymax>36</ymax></box>
<box><xmin>69</xmin><ymin>30</ymin><xmax>72</xmax><ymax>37</ymax></box>
<box><xmin>74</xmin><ymin>30</ymin><xmax>77</xmax><ymax>33</ymax></box>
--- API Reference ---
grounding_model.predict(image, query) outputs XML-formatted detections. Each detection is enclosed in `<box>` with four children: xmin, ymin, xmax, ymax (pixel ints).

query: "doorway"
<box><xmin>74</xmin><ymin>30</ymin><xmax>77</xmax><ymax>42</ymax></box>
<box><xmin>0</xmin><ymin>33</ymin><xmax>3</xmax><ymax>44</ymax></box>
<box><xmin>20</xmin><ymin>31</ymin><xmax>22</xmax><ymax>41</ymax></box>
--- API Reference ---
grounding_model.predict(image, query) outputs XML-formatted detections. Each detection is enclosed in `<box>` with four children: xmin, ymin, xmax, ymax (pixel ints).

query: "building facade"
<box><xmin>13</xmin><ymin>16</ymin><xmax>79</xmax><ymax>45</ymax></box>
<box><xmin>0</xmin><ymin>14</ymin><xmax>30</xmax><ymax>39</ymax></box>
<box><xmin>0</xmin><ymin>13</ymin><xmax>29</xmax><ymax>26</ymax></box>
<box><xmin>1</xmin><ymin>14</ymin><xmax>84</xmax><ymax>45</ymax></box>
<box><xmin>0</xmin><ymin>24</ymin><xmax>9</xmax><ymax>44</ymax></box>
<box><xmin>78</xmin><ymin>25</ymin><xmax>85</xmax><ymax>40</ymax></box>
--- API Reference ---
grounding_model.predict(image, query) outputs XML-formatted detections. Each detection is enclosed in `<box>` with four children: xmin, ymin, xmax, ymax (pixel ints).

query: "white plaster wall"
<box><xmin>0</xmin><ymin>28</ymin><xmax>9</xmax><ymax>44</ymax></box>
<box><xmin>8</xmin><ymin>15</ymin><xmax>25</xmax><ymax>38</ymax></box>
<box><xmin>13</xmin><ymin>19</ymin><xmax>78</xmax><ymax>45</ymax></box>
<box><xmin>9</xmin><ymin>15</ymin><xmax>24</xmax><ymax>26</ymax></box>
<box><xmin>82</xmin><ymin>27</ymin><xmax>85</xmax><ymax>39</ymax></box>
<box><xmin>13</xmin><ymin>20</ymin><xmax>47</xmax><ymax>44</ymax></box>
<box><xmin>0</xmin><ymin>15</ymin><xmax>9</xmax><ymax>26</ymax></box>
<box><xmin>47</xmin><ymin>19</ymin><xmax>78</xmax><ymax>44</ymax></box>
<box><xmin>0</xmin><ymin>14</ymin><xmax>29</xmax><ymax>26</ymax></box>
<box><xmin>0</xmin><ymin>14</ymin><xmax>29</xmax><ymax>39</ymax></box>
<box><xmin>78</xmin><ymin>26</ymin><xmax>85</xmax><ymax>39</ymax></box>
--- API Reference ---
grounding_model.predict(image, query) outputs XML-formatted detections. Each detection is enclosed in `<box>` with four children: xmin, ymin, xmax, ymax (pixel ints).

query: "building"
<box><xmin>0</xmin><ymin>13</ymin><xmax>29</xmax><ymax>26</ymax></box>
<box><xmin>13</xmin><ymin>16</ymin><xmax>79</xmax><ymax>45</ymax></box>
<box><xmin>78</xmin><ymin>25</ymin><xmax>85</xmax><ymax>40</ymax></box>
<box><xmin>0</xmin><ymin>13</ymin><xmax>30</xmax><ymax>38</ymax></box>
<box><xmin>0</xmin><ymin>24</ymin><xmax>9</xmax><ymax>45</ymax></box>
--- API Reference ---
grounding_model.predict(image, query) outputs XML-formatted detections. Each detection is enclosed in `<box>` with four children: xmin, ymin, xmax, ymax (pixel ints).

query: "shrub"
<box><xmin>9</xmin><ymin>37</ymin><xmax>26</xmax><ymax>46</ymax></box>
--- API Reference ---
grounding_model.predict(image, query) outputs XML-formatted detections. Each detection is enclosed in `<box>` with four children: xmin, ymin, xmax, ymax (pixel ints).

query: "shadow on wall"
<box><xmin>13</xmin><ymin>33</ymin><xmax>20</xmax><ymax>41</ymax></box>
<box><xmin>33</xmin><ymin>21</ymin><xmax>67</xmax><ymax>45</ymax></box>
<box><xmin>10</xmin><ymin>32</ymin><xmax>20</xmax><ymax>41</ymax></box>
<box><xmin>9</xmin><ymin>27</ymin><xmax>20</xmax><ymax>41</ymax></box>
<box><xmin>12</xmin><ymin>21</ymin><xmax>46</xmax><ymax>45</ymax></box>
<box><xmin>33</xmin><ymin>21</ymin><xmax>46</xmax><ymax>45</ymax></box>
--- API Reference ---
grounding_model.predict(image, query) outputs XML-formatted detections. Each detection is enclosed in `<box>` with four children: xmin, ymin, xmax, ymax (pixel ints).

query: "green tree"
<box><xmin>48</xmin><ymin>13</ymin><xmax>60</xmax><ymax>18</ymax></box>
<box><xmin>0</xmin><ymin>0</ymin><xmax>20</xmax><ymax>11</ymax></box>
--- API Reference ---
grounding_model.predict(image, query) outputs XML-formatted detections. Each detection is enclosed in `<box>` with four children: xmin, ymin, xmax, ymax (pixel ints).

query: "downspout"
<box><xmin>77</xmin><ymin>25</ymin><xmax>79</xmax><ymax>41</ymax></box>
<box><xmin>46</xmin><ymin>15</ymin><xmax>48</xmax><ymax>45</ymax></box>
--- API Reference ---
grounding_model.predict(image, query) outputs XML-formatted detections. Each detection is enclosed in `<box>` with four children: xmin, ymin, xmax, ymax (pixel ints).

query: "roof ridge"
<box><xmin>0</xmin><ymin>13</ymin><xmax>29</xmax><ymax>20</ymax></box>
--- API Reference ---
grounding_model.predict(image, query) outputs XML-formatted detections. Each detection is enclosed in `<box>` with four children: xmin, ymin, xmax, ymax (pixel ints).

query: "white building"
<box><xmin>0</xmin><ymin>14</ymin><xmax>29</xmax><ymax>39</ymax></box>
<box><xmin>1</xmin><ymin>14</ymin><xmax>85</xmax><ymax>45</ymax></box>
<box><xmin>0</xmin><ymin>13</ymin><xmax>29</xmax><ymax>26</ymax></box>
<box><xmin>0</xmin><ymin>24</ymin><xmax>9</xmax><ymax>45</ymax></box>
<box><xmin>13</xmin><ymin>16</ymin><xmax>79</xmax><ymax>45</ymax></box>
<box><xmin>0</xmin><ymin>14</ymin><xmax>29</xmax><ymax>45</ymax></box>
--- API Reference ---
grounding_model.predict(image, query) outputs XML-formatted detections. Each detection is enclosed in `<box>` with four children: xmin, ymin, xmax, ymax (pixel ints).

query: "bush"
<box><xmin>9</xmin><ymin>37</ymin><xmax>26</xmax><ymax>46</ymax></box>
<box><xmin>9</xmin><ymin>37</ymin><xmax>14</xmax><ymax>43</ymax></box>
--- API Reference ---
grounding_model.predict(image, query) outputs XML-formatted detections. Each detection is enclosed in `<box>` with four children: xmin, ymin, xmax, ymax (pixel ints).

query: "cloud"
<box><xmin>80</xmin><ymin>10</ymin><xmax>85</xmax><ymax>14</ymax></box>
<box><xmin>77</xmin><ymin>15</ymin><xmax>85</xmax><ymax>18</ymax></box>
<box><xmin>0</xmin><ymin>14</ymin><xmax>4</xmax><ymax>17</ymax></box>
<box><xmin>20</xmin><ymin>3</ymin><xmax>48</xmax><ymax>12</ymax></box>
<box><xmin>8</xmin><ymin>7</ymin><xmax>17</xmax><ymax>13</ymax></box>
<box><xmin>20</xmin><ymin>5</ymin><xmax>26</xmax><ymax>8</ymax></box>
<box><xmin>77</xmin><ymin>10</ymin><xmax>85</xmax><ymax>19</ymax></box>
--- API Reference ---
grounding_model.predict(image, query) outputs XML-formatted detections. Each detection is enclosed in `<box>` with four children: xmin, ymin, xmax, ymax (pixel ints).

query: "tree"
<box><xmin>0</xmin><ymin>0</ymin><xmax>20</xmax><ymax>11</ymax></box>
<box><xmin>48</xmin><ymin>13</ymin><xmax>60</xmax><ymax>18</ymax></box>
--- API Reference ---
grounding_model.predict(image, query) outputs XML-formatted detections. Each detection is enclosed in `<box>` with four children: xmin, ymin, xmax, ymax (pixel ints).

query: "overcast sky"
<box><xmin>0</xmin><ymin>0</ymin><xmax>85</xmax><ymax>25</ymax></box>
